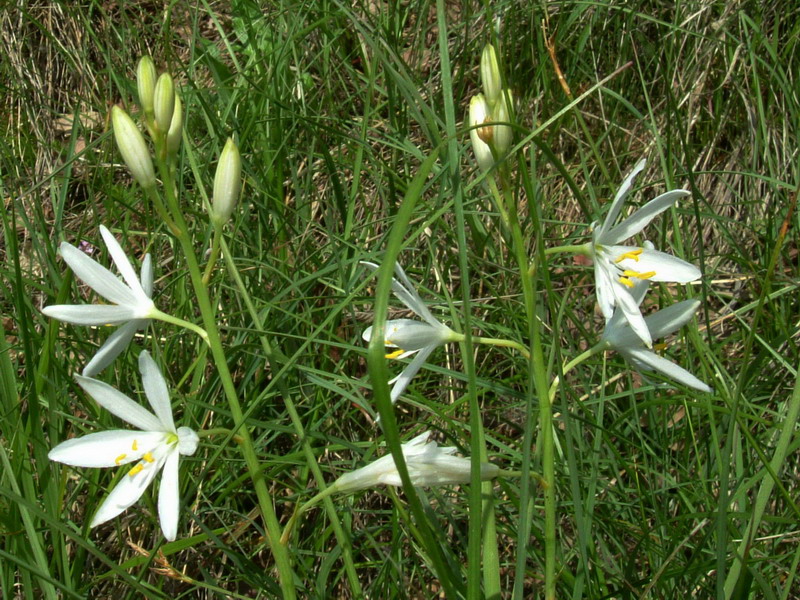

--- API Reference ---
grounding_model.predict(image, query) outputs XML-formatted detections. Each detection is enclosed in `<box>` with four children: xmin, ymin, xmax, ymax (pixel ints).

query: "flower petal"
<box><xmin>99</xmin><ymin>225</ymin><xmax>149</xmax><ymax>299</ymax></box>
<box><xmin>157</xmin><ymin>450</ymin><xmax>180</xmax><ymax>541</ymax></box>
<box><xmin>138</xmin><ymin>351</ymin><xmax>175</xmax><ymax>431</ymax></box>
<box><xmin>623</xmin><ymin>347</ymin><xmax>711</xmax><ymax>393</ymax></box>
<box><xmin>58</xmin><ymin>241</ymin><xmax>138</xmax><ymax>306</ymax></box>
<box><xmin>612</xmin><ymin>283</ymin><xmax>652</xmax><ymax>347</ymax></box>
<box><xmin>611</xmin><ymin>246</ymin><xmax>701</xmax><ymax>283</ymax></box>
<box><xmin>43</xmin><ymin>304</ymin><xmax>139</xmax><ymax>326</ymax></box>
<box><xmin>594</xmin><ymin>261</ymin><xmax>617</xmax><ymax>321</ymax></box>
<box><xmin>603</xmin><ymin>190</ymin><xmax>690</xmax><ymax>244</ymax></box>
<box><xmin>389</xmin><ymin>344</ymin><xmax>437</xmax><ymax>404</ymax></box>
<box><xmin>643</xmin><ymin>299</ymin><xmax>701</xmax><ymax>339</ymax></box>
<box><xmin>75</xmin><ymin>375</ymin><xmax>163</xmax><ymax>432</ymax></box>
<box><xmin>82</xmin><ymin>319</ymin><xmax>145</xmax><ymax>377</ymax></box>
<box><xmin>90</xmin><ymin>450</ymin><xmax>167</xmax><ymax>527</ymax></box>
<box><xmin>48</xmin><ymin>430</ymin><xmax>166</xmax><ymax>468</ymax></box>
<box><xmin>140</xmin><ymin>254</ymin><xmax>154</xmax><ymax>298</ymax></box>
<box><xmin>595</xmin><ymin>158</ymin><xmax>647</xmax><ymax>240</ymax></box>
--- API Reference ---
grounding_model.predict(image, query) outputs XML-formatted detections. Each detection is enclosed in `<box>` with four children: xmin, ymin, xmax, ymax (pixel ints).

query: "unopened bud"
<box><xmin>136</xmin><ymin>57</ymin><xmax>157</xmax><ymax>119</ymax></box>
<box><xmin>480</xmin><ymin>44</ymin><xmax>502</xmax><ymax>107</ymax></box>
<box><xmin>211</xmin><ymin>138</ymin><xmax>242</xmax><ymax>225</ymax></box>
<box><xmin>492</xmin><ymin>89</ymin><xmax>513</xmax><ymax>156</ymax></box>
<box><xmin>111</xmin><ymin>106</ymin><xmax>155</xmax><ymax>189</ymax></box>
<box><xmin>166</xmin><ymin>93</ymin><xmax>182</xmax><ymax>155</ymax></box>
<box><xmin>469</xmin><ymin>94</ymin><xmax>493</xmax><ymax>172</ymax></box>
<box><xmin>153</xmin><ymin>73</ymin><xmax>175</xmax><ymax>135</ymax></box>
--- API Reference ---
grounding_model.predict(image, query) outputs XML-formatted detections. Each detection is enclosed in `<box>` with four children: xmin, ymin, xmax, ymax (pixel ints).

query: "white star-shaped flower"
<box><xmin>48</xmin><ymin>351</ymin><xmax>199</xmax><ymax>541</ymax></box>
<box><xmin>591</xmin><ymin>159</ymin><xmax>701</xmax><ymax>347</ymax></box>
<box><xmin>601</xmin><ymin>278</ymin><xmax>711</xmax><ymax>393</ymax></box>
<box><xmin>333</xmin><ymin>431</ymin><xmax>499</xmax><ymax>493</ymax></box>
<box><xmin>42</xmin><ymin>225</ymin><xmax>158</xmax><ymax>376</ymax></box>
<box><xmin>361</xmin><ymin>261</ymin><xmax>463</xmax><ymax>403</ymax></box>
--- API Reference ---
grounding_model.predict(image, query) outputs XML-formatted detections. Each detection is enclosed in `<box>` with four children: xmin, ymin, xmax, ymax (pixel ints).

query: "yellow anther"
<box><xmin>132</xmin><ymin>439</ymin><xmax>138</xmax><ymax>451</ymax></box>
<box><xmin>614</xmin><ymin>248</ymin><xmax>644</xmax><ymax>263</ymax></box>
<box><xmin>622</xmin><ymin>269</ymin><xmax>657</xmax><ymax>280</ymax></box>
<box><xmin>142</xmin><ymin>452</ymin><xmax>155</xmax><ymax>463</ymax></box>
<box><xmin>618</xmin><ymin>276</ymin><xmax>635</xmax><ymax>288</ymax></box>
<box><xmin>114</xmin><ymin>454</ymin><xmax>127</xmax><ymax>465</ymax></box>
<box><xmin>654</xmin><ymin>343</ymin><xmax>668</xmax><ymax>352</ymax></box>
<box><xmin>128</xmin><ymin>464</ymin><xmax>144</xmax><ymax>477</ymax></box>
<box><xmin>385</xmin><ymin>348</ymin><xmax>406</xmax><ymax>359</ymax></box>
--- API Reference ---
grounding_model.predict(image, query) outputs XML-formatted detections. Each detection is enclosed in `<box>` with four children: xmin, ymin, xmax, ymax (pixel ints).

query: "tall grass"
<box><xmin>1</xmin><ymin>0</ymin><xmax>799</xmax><ymax>598</ymax></box>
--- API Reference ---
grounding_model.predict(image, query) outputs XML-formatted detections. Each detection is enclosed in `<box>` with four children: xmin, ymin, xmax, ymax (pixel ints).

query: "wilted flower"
<box><xmin>48</xmin><ymin>351</ymin><xmax>199</xmax><ymax>541</ymax></box>
<box><xmin>333</xmin><ymin>431</ymin><xmax>499</xmax><ymax>493</ymax></box>
<box><xmin>362</xmin><ymin>261</ymin><xmax>463</xmax><ymax>404</ymax></box>
<box><xmin>43</xmin><ymin>225</ymin><xmax>158</xmax><ymax>376</ymax></box>
<box><xmin>589</xmin><ymin>159</ymin><xmax>701</xmax><ymax>347</ymax></box>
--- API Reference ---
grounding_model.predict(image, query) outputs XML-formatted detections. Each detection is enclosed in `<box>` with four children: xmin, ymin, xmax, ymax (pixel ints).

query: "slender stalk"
<box><xmin>149</xmin><ymin>308</ymin><xmax>209</xmax><ymax>344</ymax></box>
<box><xmin>473</xmin><ymin>336</ymin><xmax>531</xmax><ymax>359</ymax></box>
<box><xmin>201</xmin><ymin>226</ymin><xmax>223</xmax><ymax>286</ymax></box>
<box><xmin>155</xmin><ymin>162</ymin><xmax>297</xmax><ymax>598</ymax></box>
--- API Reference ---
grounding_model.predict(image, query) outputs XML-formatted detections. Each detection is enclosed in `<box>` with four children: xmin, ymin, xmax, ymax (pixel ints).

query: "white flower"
<box><xmin>361</xmin><ymin>261</ymin><xmax>462</xmax><ymax>404</ymax></box>
<box><xmin>42</xmin><ymin>225</ymin><xmax>158</xmax><ymax>376</ymax></box>
<box><xmin>601</xmin><ymin>278</ymin><xmax>711</xmax><ymax>393</ymax></box>
<box><xmin>591</xmin><ymin>159</ymin><xmax>701</xmax><ymax>348</ymax></box>
<box><xmin>333</xmin><ymin>431</ymin><xmax>499</xmax><ymax>493</ymax></box>
<box><xmin>48</xmin><ymin>351</ymin><xmax>199</xmax><ymax>541</ymax></box>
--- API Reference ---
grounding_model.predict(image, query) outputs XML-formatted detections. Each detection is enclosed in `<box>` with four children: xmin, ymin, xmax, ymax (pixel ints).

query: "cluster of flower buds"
<box><xmin>469</xmin><ymin>44</ymin><xmax>513</xmax><ymax>172</ymax></box>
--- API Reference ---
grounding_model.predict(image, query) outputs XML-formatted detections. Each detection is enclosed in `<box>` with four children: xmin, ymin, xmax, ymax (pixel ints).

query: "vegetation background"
<box><xmin>1</xmin><ymin>0</ymin><xmax>799</xmax><ymax>598</ymax></box>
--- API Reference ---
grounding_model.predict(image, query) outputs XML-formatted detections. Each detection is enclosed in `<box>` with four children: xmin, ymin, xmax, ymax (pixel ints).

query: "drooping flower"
<box><xmin>42</xmin><ymin>225</ymin><xmax>158</xmax><ymax>377</ymax></box>
<box><xmin>361</xmin><ymin>261</ymin><xmax>463</xmax><ymax>404</ymax></box>
<box><xmin>590</xmin><ymin>159</ymin><xmax>701</xmax><ymax>347</ymax></box>
<box><xmin>601</xmin><ymin>277</ymin><xmax>711</xmax><ymax>392</ymax></box>
<box><xmin>48</xmin><ymin>351</ymin><xmax>199</xmax><ymax>541</ymax></box>
<box><xmin>333</xmin><ymin>431</ymin><xmax>499</xmax><ymax>493</ymax></box>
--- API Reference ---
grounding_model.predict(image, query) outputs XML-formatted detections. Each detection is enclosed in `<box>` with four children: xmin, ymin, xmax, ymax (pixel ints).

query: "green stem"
<box><xmin>548</xmin><ymin>343</ymin><xmax>606</xmax><ymax>403</ymax></box>
<box><xmin>544</xmin><ymin>243</ymin><xmax>590</xmax><ymax>256</ymax></box>
<box><xmin>280</xmin><ymin>484</ymin><xmax>340</xmax><ymax>545</ymax></box>
<box><xmin>156</xmin><ymin>161</ymin><xmax>297</xmax><ymax>598</ymax></box>
<box><xmin>473</xmin><ymin>336</ymin><xmax>531</xmax><ymax>360</ymax></box>
<box><xmin>202</xmin><ymin>226</ymin><xmax>223</xmax><ymax>286</ymax></box>
<box><xmin>150</xmin><ymin>309</ymin><xmax>209</xmax><ymax>344</ymax></box>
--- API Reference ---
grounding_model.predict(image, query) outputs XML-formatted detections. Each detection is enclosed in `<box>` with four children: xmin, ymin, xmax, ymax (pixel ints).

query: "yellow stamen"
<box><xmin>614</xmin><ymin>248</ymin><xmax>644</xmax><ymax>263</ymax></box>
<box><xmin>385</xmin><ymin>348</ymin><xmax>406</xmax><ymax>359</ymax></box>
<box><xmin>132</xmin><ymin>439</ymin><xmax>138</xmax><ymax>451</ymax></box>
<box><xmin>622</xmin><ymin>269</ymin><xmax>657</xmax><ymax>280</ymax></box>
<box><xmin>654</xmin><ymin>343</ymin><xmax>668</xmax><ymax>352</ymax></box>
<box><xmin>142</xmin><ymin>452</ymin><xmax>155</xmax><ymax>463</ymax></box>
<box><xmin>128</xmin><ymin>464</ymin><xmax>144</xmax><ymax>477</ymax></box>
<box><xmin>618</xmin><ymin>276</ymin><xmax>634</xmax><ymax>288</ymax></box>
<box><xmin>114</xmin><ymin>454</ymin><xmax>127</xmax><ymax>465</ymax></box>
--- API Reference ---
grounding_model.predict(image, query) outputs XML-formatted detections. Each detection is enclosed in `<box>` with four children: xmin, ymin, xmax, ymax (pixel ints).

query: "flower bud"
<box><xmin>136</xmin><ymin>56</ymin><xmax>157</xmax><ymax>119</ymax></box>
<box><xmin>153</xmin><ymin>73</ymin><xmax>175</xmax><ymax>135</ymax></box>
<box><xmin>111</xmin><ymin>106</ymin><xmax>155</xmax><ymax>189</ymax></box>
<box><xmin>469</xmin><ymin>94</ymin><xmax>493</xmax><ymax>172</ymax></box>
<box><xmin>166</xmin><ymin>93</ymin><xmax>182</xmax><ymax>155</ymax></box>
<box><xmin>211</xmin><ymin>137</ymin><xmax>242</xmax><ymax>225</ymax></box>
<box><xmin>480</xmin><ymin>44</ymin><xmax>502</xmax><ymax>107</ymax></box>
<box><xmin>492</xmin><ymin>89</ymin><xmax>513</xmax><ymax>157</ymax></box>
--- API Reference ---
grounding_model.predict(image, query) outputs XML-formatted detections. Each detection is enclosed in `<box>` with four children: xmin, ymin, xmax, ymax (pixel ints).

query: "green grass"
<box><xmin>2</xmin><ymin>0</ymin><xmax>800</xmax><ymax>598</ymax></box>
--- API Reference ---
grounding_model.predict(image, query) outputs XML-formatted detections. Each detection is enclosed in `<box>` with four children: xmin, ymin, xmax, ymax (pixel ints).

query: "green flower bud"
<box><xmin>480</xmin><ymin>44</ymin><xmax>502</xmax><ymax>107</ymax></box>
<box><xmin>492</xmin><ymin>89</ymin><xmax>513</xmax><ymax>156</ymax></box>
<box><xmin>111</xmin><ymin>106</ymin><xmax>155</xmax><ymax>189</ymax></box>
<box><xmin>469</xmin><ymin>94</ymin><xmax>493</xmax><ymax>172</ymax></box>
<box><xmin>136</xmin><ymin>57</ymin><xmax>157</xmax><ymax>119</ymax></box>
<box><xmin>166</xmin><ymin>93</ymin><xmax>182</xmax><ymax>155</ymax></box>
<box><xmin>153</xmin><ymin>73</ymin><xmax>175</xmax><ymax>135</ymax></box>
<box><xmin>211</xmin><ymin>138</ymin><xmax>242</xmax><ymax>225</ymax></box>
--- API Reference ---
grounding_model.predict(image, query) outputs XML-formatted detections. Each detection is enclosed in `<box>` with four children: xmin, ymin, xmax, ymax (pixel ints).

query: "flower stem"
<box><xmin>280</xmin><ymin>484</ymin><xmax>339</xmax><ymax>545</ymax></box>
<box><xmin>548</xmin><ymin>342</ymin><xmax>606</xmax><ymax>402</ymax></box>
<box><xmin>150</xmin><ymin>309</ymin><xmax>209</xmax><ymax>345</ymax></box>
<box><xmin>155</xmin><ymin>159</ymin><xmax>297</xmax><ymax>598</ymax></box>
<box><xmin>544</xmin><ymin>243</ymin><xmax>590</xmax><ymax>256</ymax></box>
<box><xmin>473</xmin><ymin>336</ymin><xmax>531</xmax><ymax>360</ymax></box>
<box><xmin>201</xmin><ymin>226</ymin><xmax>223</xmax><ymax>286</ymax></box>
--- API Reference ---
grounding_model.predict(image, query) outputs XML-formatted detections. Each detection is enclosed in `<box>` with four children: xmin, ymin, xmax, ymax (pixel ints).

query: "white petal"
<box><xmin>594</xmin><ymin>261</ymin><xmax>617</xmax><ymax>321</ymax></box>
<box><xmin>384</xmin><ymin>319</ymin><xmax>449</xmax><ymax>351</ymax></box>
<box><xmin>140</xmin><ymin>254</ymin><xmax>154</xmax><ymax>298</ymax></box>
<box><xmin>611</xmin><ymin>246</ymin><xmax>701</xmax><ymax>283</ymax></box>
<box><xmin>389</xmin><ymin>344</ymin><xmax>436</xmax><ymax>403</ymax></box>
<box><xmin>643</xmin><ymin>299</ymin><xmax>700</xmax><ymax>339</ymax></box>
<box><xmin>604</xmin><ymin>190</ymin><xmax>690</xmax><ymax>244</ymax></box>
<box><xmin>75</xmin><ymin>375</ymin><xmax>163</xmax><ymax>432</ymax></box>
<box><xmin>82</xmin><ymin>320</ymin><xmax>145</xmax><ymax>377</ymax></box>
<box><xmin>138</xmin><ymin>351</ymin><xmax>175</xmax><ymax>431</ymax></box>
<box><xmin>624</xmin><ymin>348</ymin><xmax>711</xmax><ymax>393</ymax></box>
<box><xmin>177</xmin><ymin>427</ymin><xmax>199</xmax><ymax>455</ymax></box>
<box><xmin>99</xmin><ymin>225</ymin><xmax>148</xmax><ymax>298</ymax></box>
<box><xmin>596</xmin><ymin>159</ymin><xmax>647</xmax><ymax>240</ymax></box>
<box><xmin>43</xmin><ymin>304</ymin><xmax>138</xmax><ymax>326</ymax></box>
<box><xmin>48</xmin><ymin>430</ymin><xmax>166</xmax><ymax>468</ymax></box>
<box><xmin>90</xmin><ymin>450</ymin><xmax>167</xmax><ymax>527</ymax></box>
<box><xmin>157</xmin><ymin>450</ymin><xmax>180</xmax><ymax>541</ymax></box>
<box><xmin>59</xmin><ymin>242</ymin><xmax>138</xmax><ymax>306</ymax></box>
<box><xmin>612</xmin><ymin>283</ymin><xmax>652</xmax><ymax>347</ymax></box>
<box><xmin>390</xmin><ymin>263</ymin><xmax>441</xmax><ymax>327</ymax></box>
